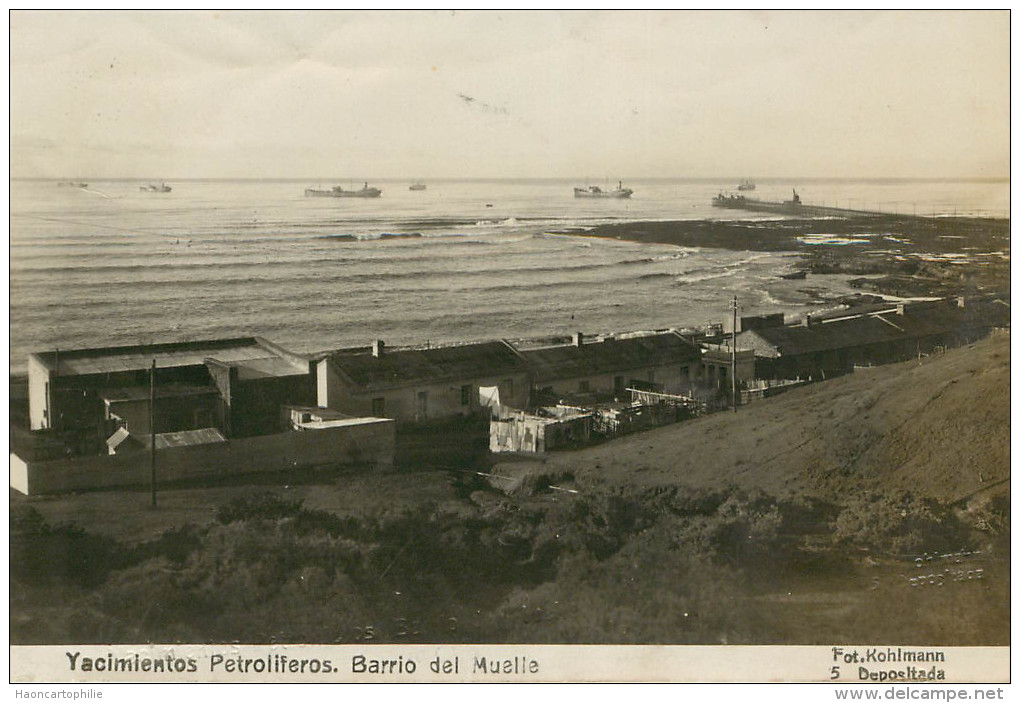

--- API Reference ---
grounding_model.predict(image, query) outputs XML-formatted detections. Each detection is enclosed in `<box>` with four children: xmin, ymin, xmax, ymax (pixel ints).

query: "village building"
<box><xmin>15</xmin><ymin>338</ymin><xmax>394</xmax><ymax>495</ymax></box>
<box><xmin>27</xmin><ymin>337</ymin><xmax>314</xmax><ymax>447</ymax></box>
<box><xmin>518</xmin><ymin>331</ymin><xmax>702</xmax><ymax>401</ymax></box>
<box><xmin>313</xmin><ymin>339</ymin><xmax>531</xmax><ymax>424</ymax></box>
<box><xmin>699</xmin><ymin>345</ymin><xmax>756</xmax><ymax>389</ymax></box>
<box><xmin>738</xmin><ymin>296</ymin><xmax>1010</xmax><ymax>380</ymax></box>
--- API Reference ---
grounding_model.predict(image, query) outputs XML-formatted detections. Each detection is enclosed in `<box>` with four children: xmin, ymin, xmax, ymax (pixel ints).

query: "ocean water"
<box><xmin>8</xmin><ymin>178</ymin><xmax>1009</xmax><ymax>374</ymax></box>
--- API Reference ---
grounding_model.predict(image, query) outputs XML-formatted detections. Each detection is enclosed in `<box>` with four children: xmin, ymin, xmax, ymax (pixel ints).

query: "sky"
<box><xmin>8</xmin><ymin>10</ymin><xmax>1011</xmax><ymax>180</ymax></box>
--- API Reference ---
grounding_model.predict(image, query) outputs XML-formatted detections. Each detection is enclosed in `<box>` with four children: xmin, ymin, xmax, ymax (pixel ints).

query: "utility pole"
<box><xmin>50</xmin><ymin>347</ymin><xmax>59</xmax><ymax>430</ymax></box>
<box><xmin>731</xmin><ymin>296</ymin><xmax>738</xmax><ymax>413</ymax></box>
<box><xmin>150</xmin><ymin>359</ymin><xmax>157</xmax><ymax>508</ymax></box>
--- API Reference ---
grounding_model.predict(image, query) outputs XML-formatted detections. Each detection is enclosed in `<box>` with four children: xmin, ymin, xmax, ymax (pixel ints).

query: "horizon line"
<box><xmin>12</xmin><ymin>175</ymin><xmax>1011</xmax><ymax>183</ymax></box>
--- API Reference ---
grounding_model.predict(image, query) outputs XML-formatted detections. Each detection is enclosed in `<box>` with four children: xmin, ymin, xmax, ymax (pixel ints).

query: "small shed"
<box><xmin>489</xmin><ymin>407</ymin><xmax>592</xmax><ymax>454</ymax></box>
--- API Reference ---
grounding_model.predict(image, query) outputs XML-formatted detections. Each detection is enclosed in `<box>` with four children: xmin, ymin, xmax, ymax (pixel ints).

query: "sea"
<box><xmin>9</xmin><ymin>177</ymin><xmax>1009</xmax><ymax>375</ymax></box>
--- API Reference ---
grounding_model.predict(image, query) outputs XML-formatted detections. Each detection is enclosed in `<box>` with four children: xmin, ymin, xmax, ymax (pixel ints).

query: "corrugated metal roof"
<box><xmin>743</xmin><ymin>317</ymin><xmax>905</xmax><ymax>356</ymax></box>
<box><xmin>141</xmin><ymin>427</ymin><xmax>227</xmax><ymax>450</ymax></box>
<box><xmin>521</xmin><ymin>332</ymin><xmax>701</xmax><ymax>382</ymax></box>
<box><xmin>329</xmin><ymin>340</ymin><xmax>528</xmax><ymax>389</ymax></box>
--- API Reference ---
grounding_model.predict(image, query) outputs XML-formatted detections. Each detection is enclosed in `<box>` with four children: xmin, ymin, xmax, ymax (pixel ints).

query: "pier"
<box><xmin>711</xmin><ymin>192</ymin><xmax>928</xmax><ymax>220</ymax></box>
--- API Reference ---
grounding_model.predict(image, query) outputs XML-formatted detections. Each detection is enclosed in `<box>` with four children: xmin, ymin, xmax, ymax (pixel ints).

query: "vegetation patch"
<box><xmin>10</xmin><ymin>479</ymin><xmax>1009</xmax><ymax>645</ymax></box>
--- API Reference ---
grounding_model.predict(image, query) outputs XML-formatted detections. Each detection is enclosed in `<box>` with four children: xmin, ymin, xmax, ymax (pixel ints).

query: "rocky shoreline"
<box><xmin>581</xmin><ymin>215</ymin><xmax>1011</xmax><ymax>299</ymax></box>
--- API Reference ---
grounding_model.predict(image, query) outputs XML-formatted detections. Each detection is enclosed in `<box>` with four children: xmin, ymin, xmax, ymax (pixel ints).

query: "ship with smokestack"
<box><xmin>574</xmin><ymin>180</ymin><xmax>634</xmax><ymax>199</ymax></box>
<box><xmin>305</xmin><ymin>182</ymin><xmax>382</xmax><ymax>198</ymax></box>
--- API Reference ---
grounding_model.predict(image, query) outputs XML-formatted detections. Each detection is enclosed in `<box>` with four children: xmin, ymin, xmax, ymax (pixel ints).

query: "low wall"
<box><xmin>10</xmin><ymin>419</ymin><xmax>395</xmax><ymax>495</ymax></box>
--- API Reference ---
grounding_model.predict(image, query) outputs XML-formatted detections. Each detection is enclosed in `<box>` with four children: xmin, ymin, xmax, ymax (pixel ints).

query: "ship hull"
<box><xmin>574</xmin><ymin>189</ymin><xmax>633</xmax><ymax>199</ymax></box>
<box><xmin>305</xmin><ymin>188</ymin><xmax>382</xmax><ymax>198</ymax></box>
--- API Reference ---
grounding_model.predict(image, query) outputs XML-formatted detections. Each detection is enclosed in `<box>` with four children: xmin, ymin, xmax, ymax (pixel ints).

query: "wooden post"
<box><xmin>731</xmin><ymin>296</ymin><xmax>738</xmax><ymax>413</ymax></box>
<box><xmin>50</xmin><ymin>347</ymin><xmax>59</xmax><ymax>430</ymax></box>
<box><xmin>150</xmin><ymin>359</ymin><xmax>157</xmax><ymax>508</ymax></box>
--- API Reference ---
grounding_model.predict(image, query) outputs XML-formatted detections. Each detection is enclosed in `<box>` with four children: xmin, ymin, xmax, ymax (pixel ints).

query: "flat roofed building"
<box><xmin>28</xmin><ymin>337</ymin><xmax>311</xmax><ymax>437</ymax></box>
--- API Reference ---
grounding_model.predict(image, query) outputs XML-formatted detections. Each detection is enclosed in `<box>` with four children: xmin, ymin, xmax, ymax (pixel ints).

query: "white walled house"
<box><xmin>314</xmin><ymin>340</ymin><xmax>531</xmax><ymax>423</ymax></box>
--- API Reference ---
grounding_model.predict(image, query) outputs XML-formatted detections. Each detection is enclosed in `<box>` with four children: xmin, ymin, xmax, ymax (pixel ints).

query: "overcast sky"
<box><xmin>9</xmin><ymin>10</ymin><xmax>1010</xmax><ymax>180</ymax></box>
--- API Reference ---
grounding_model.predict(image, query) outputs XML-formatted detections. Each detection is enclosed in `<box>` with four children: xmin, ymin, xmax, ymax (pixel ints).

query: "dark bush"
<box><xmin>834</xmin><ymin>491</ymin><xmax>972</xmax><ymax>555</ymax></box>
<box><xmin>215</xmin><ymin>492</ymin><xmax>303</xmax><ymax>524</ymax></box>
<box><xmin>10</xmin><ymin>506</ymin><xmax>129</xmax><ymax>588</ymax></box>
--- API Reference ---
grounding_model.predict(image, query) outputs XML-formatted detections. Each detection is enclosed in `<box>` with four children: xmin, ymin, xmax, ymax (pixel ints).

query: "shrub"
<box><xmin>215</xmin><ymin>492</ymin><xmax>303</xmax><ymax>524</ymax></box>
<box><xmin>10</xmin><ymin>506</ymin><xmax>129</xmax><ymax>588</ymax></box>
<box><xmin>834</xmin><ymin>491</ymin><xmax>971</xmax><ymax>555</ymax></box>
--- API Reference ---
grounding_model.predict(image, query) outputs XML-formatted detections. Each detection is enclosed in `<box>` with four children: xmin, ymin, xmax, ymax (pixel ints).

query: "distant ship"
<box><xmin>737</xmin><ymin>178</ymin><xmax>756</xmax><ymax>191</ymax></box>
<box><xmin>140</xmin><ymin>182</ymin><xmax>172</xmax><ymax>193</ymax></box>
<box><xmin>57</xmin><ymin>181</ymin><xmax>87</xmax><ymax>188</ymax></box>
<box><xmin>409</xmin><ymin>181</ymin><xmax>427</xmax><ymax>191</ymax></box>
<box><xmin>574</xmin><ymin>181</ymin><xmax>633</xmax><ymax>199</ymax></box>
<box><xmin>305</xmin><ymin>183</ymin><xmax>382</xmax><ymax>198</ymax></box>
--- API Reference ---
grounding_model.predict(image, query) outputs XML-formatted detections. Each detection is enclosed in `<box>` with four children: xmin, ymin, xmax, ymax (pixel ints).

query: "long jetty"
<box><xmin>711</xmin><ymin>194</ymin><xmax>926</xmax><ymax>220</ymax></box>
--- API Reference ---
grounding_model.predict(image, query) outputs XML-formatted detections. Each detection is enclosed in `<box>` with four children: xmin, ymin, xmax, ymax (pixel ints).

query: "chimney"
<box><xmin>956</xmin><ymin>296</ymin><xmax>966</xmax><ymax>309</ymax></box>
<box><xmin>572</xmin><ymin>332</ymin><xmax>584</xmax><ymax>347</ymax></box>
<box><xmin>896</xmin><ymin>303</ymin><xmax>905</xmax><ymax>316</ymax></box>
<box><xmin>372</xmin><ymin>340</ymin><xmax>385</xmax><ymax>358</ymax></box>
<box><xmin>801</xmin><ymin>315</ymin><xmax>813</xmax><ymax>328</ymax></box>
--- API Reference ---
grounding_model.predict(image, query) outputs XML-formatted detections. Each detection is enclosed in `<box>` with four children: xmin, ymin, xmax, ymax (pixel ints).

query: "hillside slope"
<box><xmin>510</xmin><ymin>330</ymin><xmax>1010</xmax><ymax>503</ymax></box>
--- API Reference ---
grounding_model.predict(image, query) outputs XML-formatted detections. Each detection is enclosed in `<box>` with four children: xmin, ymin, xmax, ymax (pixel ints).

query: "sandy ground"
<box><xmin>495</xmin><ymin>330</ymin><xmax>1011</xmax><ymax>503</ymax></box>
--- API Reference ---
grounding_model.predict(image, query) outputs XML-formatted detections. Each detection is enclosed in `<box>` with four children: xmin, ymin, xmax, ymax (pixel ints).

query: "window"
<box><xmin>461</xmin><ymin>384</ymin><xmax>472</xmax><ymax>406</ymax></box>
<box><xmin>680</xmin><ymin>366</ymin><xmax>689</xmax><ymax>379</ymax></box>
<box><xmin>579</xmin><ymin>380</ymin><xmax>590</xmax><ymax>392</ymax></box>
<box><xmin>614</xmin><ymin>376</ymin><xmax>624</xmax><ymax>393</ymax></box>
<box><xmin>371</xmin><ymin>397</ymin><xmax>385</xmax><ymax>417</ymax></box>
<box><xmin>647</xmin><ymin>370</ymin><xmax>656</xmax><ymax>383</ymax></box>
<box><xmin>416</xmin><ymin>391</ymin><xmax>428</xmax><ymax>420</ymax></box>
<box><xmin>500</xmin><ymin>378</ymin><xmax>514</xmax><ymax>398</ymax></box>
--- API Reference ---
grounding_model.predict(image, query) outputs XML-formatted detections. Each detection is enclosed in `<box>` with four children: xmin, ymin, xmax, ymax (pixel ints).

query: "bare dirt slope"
<box><xmin>500</xmin><ymin>330</ymin><xmax>1010</xmax><ymax>503</ymax></box>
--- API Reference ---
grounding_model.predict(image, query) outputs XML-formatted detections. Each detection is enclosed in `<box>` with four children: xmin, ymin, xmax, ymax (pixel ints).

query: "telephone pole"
<box><xmin>731</xmin><ymin>296</ymin><xmax>738</xmax><ymax>413</ymax></box>
<box><xmin>150</xmin><ymin>359</ymin><xmax>157</xmax><ymax>508</ymax></box>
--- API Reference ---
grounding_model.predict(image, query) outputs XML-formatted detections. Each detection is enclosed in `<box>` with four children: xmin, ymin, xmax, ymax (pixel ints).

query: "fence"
<box><xmin>739</xmin><ymin>378</ymin><xmax>808</xmax><ymax>404</ymax></box>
